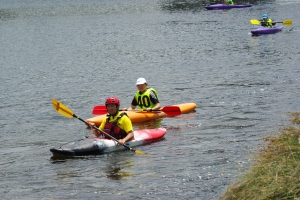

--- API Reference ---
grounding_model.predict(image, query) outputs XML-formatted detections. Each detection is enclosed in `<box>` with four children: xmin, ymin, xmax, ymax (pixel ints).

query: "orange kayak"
<box><xmin>86</xmin><ymin>103</ymin><xmax>197</xmax><ymax>126</ymax></box>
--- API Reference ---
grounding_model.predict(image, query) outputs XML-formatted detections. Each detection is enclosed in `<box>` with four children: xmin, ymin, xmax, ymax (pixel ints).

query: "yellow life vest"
<box><xmin>134</xmin><ymin>88</ymin><xmax>159</xmax><ymax>110</ymax></box>
<box><xmin>266</xmin><ymin>19</ymin><xmax>273</xmax><ymax>28</ymax></box>
<box><xmin>225</xmin><ymin>0</ymin><xmax>234</xmax><ymax>5</ymax></box>
<box><xmin>100</xmin><ymin>112</ymin><xmax>133</xmax><ymax>139</ymax></box>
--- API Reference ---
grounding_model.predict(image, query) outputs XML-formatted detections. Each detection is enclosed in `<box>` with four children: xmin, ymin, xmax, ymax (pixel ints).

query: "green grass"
<box><xmin>219</xmin><ymin>112</ymin><xmax>300</xmax><ymax>200</ymax></box>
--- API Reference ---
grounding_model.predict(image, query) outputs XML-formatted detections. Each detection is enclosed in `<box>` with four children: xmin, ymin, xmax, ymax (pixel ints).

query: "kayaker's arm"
<box><xmin>261</xmin><ymin>21</ymin><xmax>276</xmax><ymax>27</ymax></box>
<box><xmin>261</xmin><ymin>21</ymin><xmax>267</xmax><ymax>26</ymax></box>
<box><xmin>145</xmin><ymin>103</ymin><xmax>161</xmax><ymax>111</ymax></box>
<box><xmin>118</xmin><ymin>130</ymin><xmax>134</xmax><ymax>145</ymax></box>
<box><xmin>88</xmin><ymin>122</ymin><xmax>102</xmax><ymax>137</ymax></box>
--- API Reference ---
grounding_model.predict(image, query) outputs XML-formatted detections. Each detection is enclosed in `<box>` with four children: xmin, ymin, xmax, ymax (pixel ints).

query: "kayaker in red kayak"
<box><xmin>261</xmin><ymin>14</ymin><xmax>277</xmax><ymax>28</ymax></box>
<box><xmin>90</xmin><ymin>96</ymin><xmax>134</xmax><ymax>145</ymax></box>
<box><xmin>123</xmin><ymin>78</ymin><xmax>161</xmax><ymax>111</ymax></box>
<box><xmin>223</xmin><ymin>0</ymin><xmax>234</xmax><ymax>5</ymax></box>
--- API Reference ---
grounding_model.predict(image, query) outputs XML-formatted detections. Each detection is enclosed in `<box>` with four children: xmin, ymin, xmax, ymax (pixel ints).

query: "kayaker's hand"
<box><xmin>118</xmin><ymin>139</ymin><xmax>126</xmax><ymax>145</ymax></box>
<box><xmin>122</xmin><ymin>107</ymin><xmax>128</xmax><ymax>111</ymax></box>
<box><xmin>88</xmin><ymin>122</ymin><xmax>95</xmax><ymax>130</ymax></box>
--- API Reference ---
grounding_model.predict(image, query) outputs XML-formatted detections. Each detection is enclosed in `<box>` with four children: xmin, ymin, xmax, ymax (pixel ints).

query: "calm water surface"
<box><xmin>1</xmin><ymin>0</ymin><xmax>300</xmax><ymax>199</ymax></box>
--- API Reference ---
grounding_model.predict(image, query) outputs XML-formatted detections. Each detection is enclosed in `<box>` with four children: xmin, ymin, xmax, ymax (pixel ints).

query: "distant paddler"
<box><xmin>123</xmin><ymin>77</ymin><xmax>161</xmax><ymax>112</ymax></box>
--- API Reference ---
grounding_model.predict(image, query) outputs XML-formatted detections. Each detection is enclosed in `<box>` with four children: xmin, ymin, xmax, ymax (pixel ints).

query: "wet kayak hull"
<box><xmin>205</xmin><ymin>4</ymin><xmax>252</xmax><ymax>10</ymax></box>
<box><xmin>251</xmin><ymin>26</ymin><xmax>284</xmax><ymax>35</ymax></box>
<box><xmin>50</xmin><ymin>128</ymin><xmax>167</xmax><ymax>156</ymax></box>
<box><xmin>86</xmin><ymin>103</ymin><xmax>197</xmax><ymax>126</ymax></box>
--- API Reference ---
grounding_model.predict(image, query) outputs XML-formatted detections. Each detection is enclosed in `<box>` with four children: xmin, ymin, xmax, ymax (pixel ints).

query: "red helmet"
<box><xmin>105</xmin><ymin>96</ymin><xmax>120</xmax><ymax>106</ymax></box>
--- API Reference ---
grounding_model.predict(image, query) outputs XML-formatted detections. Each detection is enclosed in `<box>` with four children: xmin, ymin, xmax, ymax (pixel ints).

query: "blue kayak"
<box><xmin>205</xmin><ymin>4</ymin><xmax>252</xmax><ymax>10</ymax></box>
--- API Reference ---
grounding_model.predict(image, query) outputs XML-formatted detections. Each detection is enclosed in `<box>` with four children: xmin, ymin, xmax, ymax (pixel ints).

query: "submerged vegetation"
<box><xmin>220</xmin><ymin>112</ymin><xmax>300</xmax><ymax>200</ymax></box>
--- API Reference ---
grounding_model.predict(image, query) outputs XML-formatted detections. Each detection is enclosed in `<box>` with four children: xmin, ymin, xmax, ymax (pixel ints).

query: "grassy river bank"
<box><xmin>219</xmin><ymin>112</ymin><xmax>300</xmax><ymax>200</ymax></box>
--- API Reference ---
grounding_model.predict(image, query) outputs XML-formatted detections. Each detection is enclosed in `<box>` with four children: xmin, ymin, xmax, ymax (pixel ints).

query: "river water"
<box><xmin>1</xmin><ymin>0</ymin><xmax>299</xmax><ymax>199</ymax></box>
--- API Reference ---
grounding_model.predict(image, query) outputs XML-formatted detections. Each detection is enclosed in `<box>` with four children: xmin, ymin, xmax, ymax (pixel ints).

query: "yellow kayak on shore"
<box><xmin>86</xmin><ymin>103</ymin><xmax>197</xmax><ymax>126</ymax></box>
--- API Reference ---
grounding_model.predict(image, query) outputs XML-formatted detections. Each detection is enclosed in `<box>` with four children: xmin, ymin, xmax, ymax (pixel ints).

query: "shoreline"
<box><xmin>219</xmin><ymin>112</ymin><xmax>300</xmax><ymax>200</ymax></box>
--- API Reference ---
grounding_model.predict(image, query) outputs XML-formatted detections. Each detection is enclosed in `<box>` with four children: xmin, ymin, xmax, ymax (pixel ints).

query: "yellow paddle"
<box><xmin>250</xmin><ymin>19</ymin><xmax>293</xmax><ymax>26</ymax></box>
<box><xmin>52</xmin><ymin>99</ymin><xmax>145</xmax><ymax>155</ymax></box>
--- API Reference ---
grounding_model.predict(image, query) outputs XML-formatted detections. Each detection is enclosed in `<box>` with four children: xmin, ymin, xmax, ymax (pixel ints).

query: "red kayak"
<box><xmin>50</xmin><ymin>128</ymin><xmax>167</xmax><ymax>156</ymax></box>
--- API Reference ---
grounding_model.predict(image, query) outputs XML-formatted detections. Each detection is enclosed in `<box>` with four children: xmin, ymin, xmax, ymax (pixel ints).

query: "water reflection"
<box><xmin>249</xmin><ymin>34</ymin><xmax>280</xmax><ymax>58</ymax></box>
<box><xmin>133</xmin><ymin>118</ymin><xmax>163</xmax><ymax>130</ymax></box>
<box><xmin>50</xmin><ymin>153</ymin><xmax>135</xmax><ymax>180</ymax></box>
<box><xmin>50</xmin><ymin>154</ymin><xmax>97</xmax><ymax>162</ymax></box>
<box><xmin>103</xmin><ymin>153</ymin><xmax>134</xmax><ymax>180</ymax></box>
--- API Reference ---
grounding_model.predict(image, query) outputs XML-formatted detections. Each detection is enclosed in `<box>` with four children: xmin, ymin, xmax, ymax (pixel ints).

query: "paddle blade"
<box><xmin>283</xmin><ymin>19</ymin><xmax>292</xmax><ymax>25</ymax></box>
<box><xmin>92</xmin><ymin>105</ymin><xmax>107</xmax><ymax>115</ymax></box>
<box><xmin>133</xmin><ymin>149</ymin><xmax>146</xmax><ymax>155</ymax></box>
<box><xmin>52</xmin><ymin>99</ymin><xmax>74</xmax><ymax>118</ymax></box>
<box><xmin>161</xmin><ymin>106</ymin><xmax>181</xmax><ymax>116</ymax></box>
<box><xmin>250</xmin><ymin>19</ymin><xmax>260</xmax><ymax>25</ymax></box>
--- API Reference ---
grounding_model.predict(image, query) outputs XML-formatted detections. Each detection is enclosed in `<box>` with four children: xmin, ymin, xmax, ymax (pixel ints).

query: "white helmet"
<box><xmin>136</xmin><ymin>78</ymin><xmax>147</xmax><ymax>85</ymax></box>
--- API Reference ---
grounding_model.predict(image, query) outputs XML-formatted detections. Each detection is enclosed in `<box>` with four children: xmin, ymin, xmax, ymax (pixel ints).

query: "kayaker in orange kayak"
<box><xmin>261</xmin><ymin>14</ymin><xmax>277</xmax><ymax>28</ymax></box>
<box><xmin>89</xmin><ymin>96</ymin><xmax>134</xmax><ymax>145</ymax></box>
<box><xmin>123</xmin><ymin>78</ymin><xmax>161</xmax><ymax>111</ymax></box>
